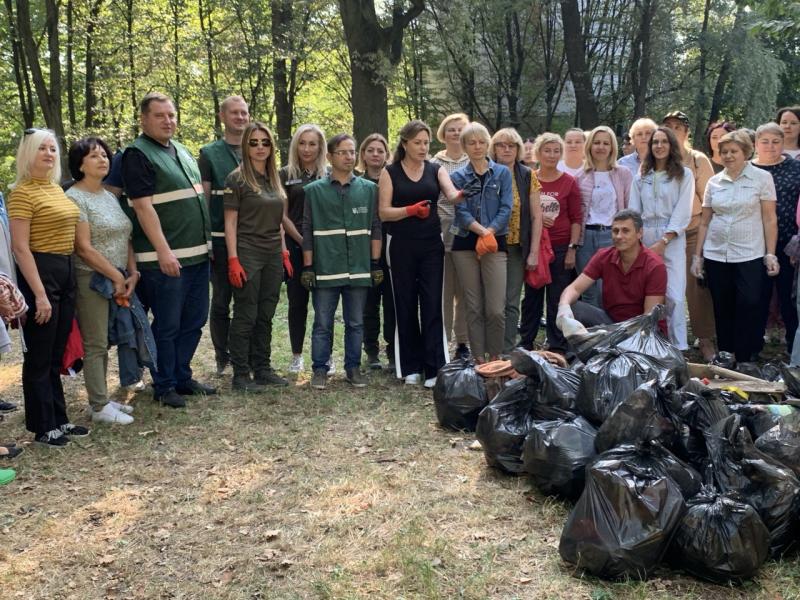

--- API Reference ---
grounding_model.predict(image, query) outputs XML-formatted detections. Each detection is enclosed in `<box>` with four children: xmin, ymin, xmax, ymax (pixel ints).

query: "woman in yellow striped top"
<box><xmin>8</xmin><ymin>128</ymin><xmax>88</xmax><ymax>448</ymax></box>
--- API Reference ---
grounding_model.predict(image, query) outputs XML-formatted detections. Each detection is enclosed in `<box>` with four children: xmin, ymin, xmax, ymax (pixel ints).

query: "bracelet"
<box><xmin>661</xmin><ymin>236</ymin><xmax>670</xmax><ymax>245</ymax></box>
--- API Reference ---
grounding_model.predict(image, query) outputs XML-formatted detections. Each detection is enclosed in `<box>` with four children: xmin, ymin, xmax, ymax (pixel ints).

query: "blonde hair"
<box><xmin>756</xmin><ymin>122</ymin><xmax>784</xmax><ymax>140</ymax></box>
<box><xmin>719</xmin><ymin>129</ymin><xmax>754</xmax><ymax>160</ymax></box>
<box><xmin>460</xmin><ymin>122</ymin><xmax>491</xmax><ymax>150</ymax></box>
<box><xmin>356</xmin><ymin>133</ymin><xmax>389</xmax><ymax>174</ymax></box>
<box><xmin>533</xmin><ymin>132</ymin><xmax>564</xmax><ymax>156</ymax></box>
<box><xmin>436</xmin><ymin>113</ymin><xmax>469</xmax><ymax>143</ymax></box>
<box><xmin>11</xmin><ymin>129</ymin><xmax>61</xmax><ymax>189</ymax></box>
<box><xmin>286</xmin><ymin>124</ymin><xmax>327</xmax><ymax>180</ymax></box>
<box><xmin>628</xmin><ymin>118</ymin><xmax>658</xmax><ymax>138</ymax></box>
<box><xmin>220</xmin><ymin>95</ymin><xmax>247</xmax><ymax>113</ymax></box>
<box><xmin>235</xmin><ymin>122</ymin><xmax>286</xmax><ymax>200</ymax></box>
<box><xmin>584</xmin><ymin>125</ymin><xmax>619</xmax><ymax>171</ymax></box>
<box><xmin>489</xmin><ymin>128</ymin><xmax>524</xmax><ymax>163</ymax></box>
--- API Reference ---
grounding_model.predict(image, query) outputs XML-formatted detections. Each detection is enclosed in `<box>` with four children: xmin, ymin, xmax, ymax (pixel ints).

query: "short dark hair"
<box><xmin>613</xmin><ymin>209</ymin><xmax>643</xmax><ymax>231</ymax></box>
<box><xmin>139</xmin><ymin>92</ymin><xmax>173</xmax><ymax>115</ymax></box>
<box><xmin>68</xmin><ymin>136</ymin><xmax>112</xmax><ymax>181</ymax></box>
<box><xmin>327</xmin><ymin>133</ymin><xmax>356</xmax><ymax>154</ymax></box>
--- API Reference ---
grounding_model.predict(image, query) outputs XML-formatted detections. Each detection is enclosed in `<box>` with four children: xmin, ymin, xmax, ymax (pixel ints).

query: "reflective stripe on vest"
<box><xmin>135</xmin><ymin>243</ymin><xmax>209</xmax><ymax>263</ymax></box>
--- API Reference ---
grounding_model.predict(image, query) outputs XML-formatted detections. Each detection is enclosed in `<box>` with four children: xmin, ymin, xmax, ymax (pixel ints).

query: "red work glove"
<box><xmin>405</xmin><ymin>200</ymin><xmax>431</xmax><ymax>219</ymax></box>
<box><xmin>282</xmin><ymin>250</ymin><xmax>294</xmax><ymax>278</ymax></box>
<box><xmin>228</xmin><ymin>257</ymin><xmax>247</xmax><ymax>288</ymax></box>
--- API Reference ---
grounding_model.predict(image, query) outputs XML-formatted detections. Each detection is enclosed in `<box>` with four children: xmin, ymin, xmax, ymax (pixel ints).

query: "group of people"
<box><xmin>1</xmin><ymin>93</ymin><xmax>799</xmax><ymax>477</ymax></box>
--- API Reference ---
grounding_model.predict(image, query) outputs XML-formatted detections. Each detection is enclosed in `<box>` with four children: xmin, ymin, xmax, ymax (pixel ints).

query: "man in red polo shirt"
<box><xmin>557</xmin><ymin>209</ymin><xmax>666</xmax><ymax>334</ymax></box>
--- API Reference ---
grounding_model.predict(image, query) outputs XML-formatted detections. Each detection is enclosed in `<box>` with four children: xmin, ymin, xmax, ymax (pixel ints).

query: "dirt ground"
<box><xmin>1</xmin><ymin>290</ymin><xmax>799</xmax><ymax>599</ymax></box>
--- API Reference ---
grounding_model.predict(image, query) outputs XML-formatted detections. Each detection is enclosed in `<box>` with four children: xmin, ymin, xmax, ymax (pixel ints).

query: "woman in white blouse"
<box><xmin>691</xmin><ymin>129</ymin><xmax>779</xmax><ymax>363</ymax></box>
<box><xmin>629</xmin><ymin>127</ymin><xmax>693</xmax><ymax>349</ymax></box>
<box><xmin>557</xmin><ymin>128</ymin><xmax>586</xmax><ymax>177</ymax></box>
<box><xmin>576</xmin><ymin>126</ymin><xmax>632</xmax><ymax>307</ymax></box>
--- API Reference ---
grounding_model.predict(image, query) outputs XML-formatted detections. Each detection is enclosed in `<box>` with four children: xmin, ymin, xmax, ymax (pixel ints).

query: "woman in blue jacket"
<box><xmin>450</xmin><ymin>122</ymin><xmax>513</xmax><ymax>362</ymax></box>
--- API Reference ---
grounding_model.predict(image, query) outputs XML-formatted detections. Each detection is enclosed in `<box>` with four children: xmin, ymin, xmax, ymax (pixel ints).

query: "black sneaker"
<box><xmin>232</xmin><ymin>375</ymin><xmax>266</xmax><ymax>393</ymax></box>
<box><xmin>176</xmin><ymin>379</ymin><xmax>218</xmax><ymax>396</ymax></box>
<box><xmin>366</xmin><ymin>353</ymin><xmax>382</xmax><ymax>370</ymax></box>
<box><xmin>215</xmin><ymin>357</ymin><xmax>229</xmax><ymax>376</ymax></box>
<box><xmin>310</xmin><ymin>370</ymin><xmax>327</xmax><ymax>390</ymax></box>
<box><xmin>0</xmin><ymin>401</ymin><xmax>17</xmax><ymax>413</ymax></box>
<box><xmin>155</xmin><ymin>389</ymin><xmax>187</xmax><ymax>408</ymax></box>
<box><xmin>0</xmin><ymin>444</ymin><xmax>23</xmax><ymax>459</ymax></box>
<box><xmin>254</xmin><ymin>370</ymin><xmax>289</xmax><ymax>386</ymax></box>
<box><xmin>455</xmin><ymin>344</ymin><xmax>471</xmax><ymax>360</ymax></box>
<box><xmin>35</xmin><ymin>430</ymin><xmax>69</xmax><ymax>448</ymax></box>
<box><xmin>346</xmin><ymin>368</ymin><xmax>367</xmax><ymax>388</ymax></box>
<box><xmin>60</xmin><ymin>423</ymin><xmax>90</xmax><ymax>438</ymax></box>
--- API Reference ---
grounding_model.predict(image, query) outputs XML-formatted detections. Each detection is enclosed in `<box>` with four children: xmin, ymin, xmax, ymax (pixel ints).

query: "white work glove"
<box><xmin>556</xmin><ymin>303</ymin><xmax>587</xmax><ymax>337</ymax></box>
<box><xmin>764</xmin><ymin>253</ymin><xmax>780</xmax><ymax>277</ymax></box>
<box><xmin>690</xmin><ymin>255</ymin><xmax>704</xmax><ymax>279</ymax></box>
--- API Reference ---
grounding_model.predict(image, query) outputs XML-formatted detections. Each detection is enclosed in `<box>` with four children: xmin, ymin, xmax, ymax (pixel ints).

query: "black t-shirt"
<box><xmin>122</xmin><ymin>135</ymin><xmax>178</xmax><ymax>199</ymax></box>
<box><xmin>385</xmin><ymin>160</ymin><xmax>442</xmax><ymax>239</ymax></box>
<box><xmin>279</xmin><ymin>166</ymin><xmax>318</xmax><ymax>230</ymax></box>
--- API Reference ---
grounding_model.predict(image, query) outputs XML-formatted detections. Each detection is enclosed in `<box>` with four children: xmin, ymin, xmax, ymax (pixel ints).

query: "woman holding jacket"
<box><xmin>450</xmin><ymin>123</ymin><xmax>513</xmax><ymax>363</ymax></box>
<box><xmin>629</xmin><ymin>127</ymin><xmax>693</xmax><ymax>349</ymax></box>
<box><xmin>575</xmin><ymin>125</ymin><xmax>632</xmax><ymax>307</ymax></box>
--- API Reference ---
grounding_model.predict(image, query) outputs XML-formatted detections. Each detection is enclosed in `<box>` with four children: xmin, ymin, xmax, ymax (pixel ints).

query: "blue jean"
<box><xmin>138</xmin><ymin>261</ymin><xmax>210</xmax><ymax>394</ymax></box>
<box><xmin>311</xmin><ymin>285</ymin><xmax>368</xmax><ymax>372</ymax></box>
<box><xmin>576</xmin><ymin>227</ymin><xmax>612</xmax><ymax>308</ymax></box>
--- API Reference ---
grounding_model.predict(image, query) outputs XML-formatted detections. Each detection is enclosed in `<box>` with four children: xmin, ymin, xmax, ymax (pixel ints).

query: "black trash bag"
<box><xmin>668</xmin><ymin>487</ymin><xmax>770</xmax><ymax>583</ymax></box>
<box><xmin>432</xmin><ymin>359</ymin><xmax>489</xmax><ymax>431</ymax></box>
<box><xmin>512</xmin><ymin>349</ymin><xmax>580</xmax><ymax>410</ymax></box>
<box><xmin>704</xmin><ymin>414</ymin><xmax>800</xmax><ymax>557</ymax></box>
<box><xmin>755</xmin><ymin>413</ymin><xmax>800</xmax><ymax>477</ymax></box>
<box><xmin>676</xmin><ymin>380</ymin><xmax>730</xmax><ymax>433</ymax></box>
<box><xmin>726</xmin><ymin>403</ymin><xmax>799</xmax><ymax>439</ymax></box>
<box><xmin>711</xmin><ymin>351</ymin><xmax>737</xmax><ymax>370</ymax></box>
<box><xmin>522</xmin><ymin>415</ymin><xmax>597</xmax><ymax>500</ymax></box>
<box><xmin>736</xmin><ymin>362</ymin><xmax>763</xmax><ymax>379</ymax></box>
<box><xmin>595</xmin><ymin>380</ymin><xmax>681</xmax><ymax>453</ymax></box>
<box><xmin>476</xmin><ymin>378</ymin><xmax>536</xmax><ymax>473</ymax></box>
<box><xmin>559</xmin><ymin>442</ymin><xmax>687</xmax><ymax>580</ymax></box>
<box><xmin>780</xmin><ymin>363</ymin><xmax>800</xmax><ymax>397</ymax></box>
<box><xmin>576</xmin><ymin>350</ymin><xmax>666</xmax><ymax>425</ymax></box>
<box><xmin>761</xmin><ymin>362</ymin><xmax>783</xmax><ymax>382</ymax></box>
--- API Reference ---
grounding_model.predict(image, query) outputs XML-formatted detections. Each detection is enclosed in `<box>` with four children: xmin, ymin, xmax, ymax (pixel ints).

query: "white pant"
<box><xmin>642</xmin><ymin>226</ymin><xmax>688</xmax><ymax>350</ymax></box>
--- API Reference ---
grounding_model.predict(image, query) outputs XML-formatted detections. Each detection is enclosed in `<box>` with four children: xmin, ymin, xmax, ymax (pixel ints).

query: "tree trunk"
<box><xmin>630</xmin><ymin>0</ymin><xmax>657</xmax><ymax>118</ymax></box>
<box><xmin>199</xmin><ymin>0</ymin><xmax>220</xmax><ymax>135</ymax></box>
<box><xmin>170</xmin><ymin>0</ymin><xmax>182</xmax><ymax>124</ymax></box>
<box><xmin>126</xmin><ymin>0</ymin><xmax>138</xmax><ymax>135</ymax></box>
<box><xmin>559</xmin><ymin>0</ymin><xmax>599</xmax><ymax>128</ymax></box>
<box><xmin>3</xmin><ymin>0</ymin><xmax>34</xmax><ymax>127</ymax></box>
<box><xmin>272</xmin><ymin>0</ymin><xmax>293</xmax><ymax>155</ymax></box>
<box><xmin>338</xmin><ymin>0</ymin><xmax>424</xmax><ymax>142</ymax></box>
<box><xmin>66</xmin><ymin>0</ymin><xmax>76</xmax><ymax>129</ymax></box>
<box><xmin>708</xmin><ymin>2</ymin><xmax>746</xmax><ymax>125</ymax></box>
<box><xmin>693</xmin><ymin>0</ymin><xmax>712</xmax><ymax>150</ymax></box>
<box><xmin>84</xmin><ymin>0</ymin><xmax>103</xmax><ymax>128</ymax></box>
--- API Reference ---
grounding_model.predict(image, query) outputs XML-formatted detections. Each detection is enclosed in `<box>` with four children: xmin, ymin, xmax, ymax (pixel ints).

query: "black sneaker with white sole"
<box><xmin>35</xmin><ymin>430</ymin><xmax>70</xmax><ymax>448</ymax></box>
<box><xmin>60</xmin><ymin>423</ymin><xmax>90</xmax><ymax>438</ymax></box>
<box><xmin>0</xmin><ymin>401</ymin><xmax>17</xmax><ymax>413</ymax></box>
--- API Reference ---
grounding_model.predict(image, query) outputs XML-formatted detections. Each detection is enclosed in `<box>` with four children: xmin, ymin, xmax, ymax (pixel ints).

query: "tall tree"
<box><xmin>629</xmin><ymin>0</ymin><xmax>657</xmax><ymax>118</ymax></box>
<box><xmin>338</xmin><ymin>0</ymin><xmax>425</xmax><ymax>141</ymax></box>
<box><xmin>3</xmin><ymin>0</ymin><xmax>34</xmax><ymax>127</ymax></box>
<box><xmin>198</xmin><ymin>0</ymin><xmax>221</xmax><ymax>134</ymax></box>
<box><xmin>559</xmin><ymin>0</ymin><xmax>599</xmax><ymax>127</ymax></box>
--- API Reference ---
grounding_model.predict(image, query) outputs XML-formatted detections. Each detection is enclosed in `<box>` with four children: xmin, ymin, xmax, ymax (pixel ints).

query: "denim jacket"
<box><xmin>89</xmin><ymin>271</ymin><xmax>157</xmax><ymax>385</ymax></box>
<box><xmin>450</xmin><ymin>159</ymin><xmax>513</xmax><ymax>237</ymax></box>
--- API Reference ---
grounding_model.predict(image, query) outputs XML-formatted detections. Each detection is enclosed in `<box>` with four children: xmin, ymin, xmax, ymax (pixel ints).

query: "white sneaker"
<box><xmin>109</xmin><ymin>400</ymin><xmax>134</xmax><ymax>415</ymax></box>
<box><xmin>404</xmin><ymin>373</ymin><xmax>422</xmax><ymax>385</ymax></box>
<box><xmin>126</xmin><ymin>380</ymin><xmax>146</xmax><ymax>393</ymax></box>
<box><xmin>289</xmin><ymin>355</ymin><xmax>304</xmax><ymax>373</ymax></box>
<box><xmin>327</xmin><ymin>358</ymin><xmax>336</xmax><ymax>375</ymax></box>
<box><xmin>424</xmin><ymin>377</ymin><xmax>437</xmax><ymax>389</ymax></box>
<box><xmin>92</xmin><ymin>403</ymin><xmax>134</xmax><ymax>425</ymax></box>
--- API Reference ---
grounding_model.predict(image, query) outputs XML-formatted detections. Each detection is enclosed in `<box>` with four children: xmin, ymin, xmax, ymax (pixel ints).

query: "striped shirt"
<box><xmin>8</xmin><ymin>178</ymin><xmax>79</xmax><ymax>254</ymax></box>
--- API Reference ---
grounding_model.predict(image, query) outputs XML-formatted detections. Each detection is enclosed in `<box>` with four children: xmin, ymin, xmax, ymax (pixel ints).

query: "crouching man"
<box><xmin>301</xmin><ymin>134</ymin><xmax>383</xmax><ymax>389</ymax></box>
<box><xmin>556</xmin><ymin>209</ymin><xmax>666</xmax><ymax>336</ymax></box>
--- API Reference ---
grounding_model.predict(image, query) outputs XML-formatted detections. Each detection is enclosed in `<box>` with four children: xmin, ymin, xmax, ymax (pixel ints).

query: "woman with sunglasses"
<box><xmin>8</xmin><ymin>129</ymin><xmax>88</xmax><ymax>447</ymax></box>
<box><xmin>224</xmin><ymin>123</ymin><xmax>291</xmax><ymax>392</ymax></box>
<box><xmin>279</xmin><ymin>124</ymin><xmax>326</xmax><ymax>374</ymax></box>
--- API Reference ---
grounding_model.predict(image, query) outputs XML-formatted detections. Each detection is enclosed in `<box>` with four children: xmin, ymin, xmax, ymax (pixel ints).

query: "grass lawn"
<box><xmin>1</xmin><ymin>287</ymin><xmax>799</xmax><ymax>599</ymax></box>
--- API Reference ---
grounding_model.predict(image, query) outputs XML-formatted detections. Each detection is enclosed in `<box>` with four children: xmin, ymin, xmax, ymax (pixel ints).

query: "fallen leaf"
<box><xmin>518</xmin><ymin>577</ymin><xmax>532</xmax><ymax>584</ymax></box>
<box><xmin>264</xmin><ymin>530</ymin><xmax>280</xmax><ymax>541</ymax></box>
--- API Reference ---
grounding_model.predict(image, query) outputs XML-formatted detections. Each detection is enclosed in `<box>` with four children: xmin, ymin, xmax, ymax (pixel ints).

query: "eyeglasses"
<box><xmin>248</xmin><ymin>139</ymin><xmax>271</xmax><ymax>147</ymax></box>
<box><xmin>332</xmin><ymin>149</ymin><xmax>356</xmax><ymax>157</ymax></box>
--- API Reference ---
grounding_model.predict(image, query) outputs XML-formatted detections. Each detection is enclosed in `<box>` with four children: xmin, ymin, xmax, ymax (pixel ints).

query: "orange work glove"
<box><xmin>282</xmin><ymin>250</ymin><xmax>294</xmax><ymax>278</ymax></box>
<box><xmin>228</xmin><ymin>257</ymin><xmax>247</xmax><ymax>288</ymax></box>
<box><xmin>482</xmin><ymin>231</ymin><xmax>498</xmax><ymax>253</ymax></box>
<box><xmin>405</xmin><ymin>200</ymin><xmax>431</xmax><ymax>219</ymax></box>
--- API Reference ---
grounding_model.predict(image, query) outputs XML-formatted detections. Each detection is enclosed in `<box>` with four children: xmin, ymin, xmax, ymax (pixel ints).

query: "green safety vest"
<box><xmin>125</xmin><ymin>135</ymin><xmax>210</xmax><ymax>269</ymax></box>
<box><xmin>199</xmin><ymin>139</ymin><xmax>240</xmax><ymax>241</ymax></box>
<box><xmin>305</xmin><ymin>176</ymin><xmax>377</xmax><ymax>288</ymax></box>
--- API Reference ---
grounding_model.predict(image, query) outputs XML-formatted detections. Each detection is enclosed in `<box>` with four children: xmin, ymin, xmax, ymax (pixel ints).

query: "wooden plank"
<box><xmin>687</xmin><ymin>362</ymin><xmax>769</xmax><ymax>383</ymax></box>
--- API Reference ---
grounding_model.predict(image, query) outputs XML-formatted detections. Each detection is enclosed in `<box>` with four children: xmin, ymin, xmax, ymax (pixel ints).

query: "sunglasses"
<box><xmin>248</xmin><ymin>139</ymin><xmax>272</xmax><ymax>147</ymax></box>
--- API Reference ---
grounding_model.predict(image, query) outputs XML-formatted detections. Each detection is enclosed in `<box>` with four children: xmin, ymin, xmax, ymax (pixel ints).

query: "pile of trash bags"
<box><xmin>437</xmin><ymin>306</ymin><xmax>800</xmax><ymax>583</ymax></box>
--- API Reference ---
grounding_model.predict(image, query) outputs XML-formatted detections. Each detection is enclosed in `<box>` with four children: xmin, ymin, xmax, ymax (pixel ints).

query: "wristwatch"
<box><xmin>568</xmin><ymin>243</ymin><xmax>580</xmax><ymax>250</ymax></box>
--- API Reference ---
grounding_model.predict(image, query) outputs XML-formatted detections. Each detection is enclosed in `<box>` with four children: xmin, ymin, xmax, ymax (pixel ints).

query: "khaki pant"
<box><xmin>75</xmin><ymin>269</ymin><xmax>110</xmax><ymax>411</ymax></box>
<box><xmin>685</xmin><ymin>226</ymin><xmax>716</xmax><ymax>339</ymax></box>
<box><xmin>504</xmin><ymin>244</ymin><xmax>525</xmax><ymax>353</ymax></box>
<box><xmin>451</xmin><ymin>250</ymin><xmax>507</xmax><ymax>359</ymax></box>
<box><xmin>443</xmin><ymin>251</ymin><xmax>468</xmax><ymax>345</ymax></box>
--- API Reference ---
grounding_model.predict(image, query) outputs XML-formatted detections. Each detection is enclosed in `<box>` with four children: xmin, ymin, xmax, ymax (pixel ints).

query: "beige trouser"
<box><xmin>451</xmin><ymin>250</ymin><xmax>507</xmax><ymax>360</ymax></box>
<box><xmin>75</xmin><ymin>270</ymin><xmax>111</xmax><ymax>411</ymax></box>
<box><xmin>443</xmin><ymin>251</ymin><xmax>468</xmax><ymax>345</ymax></box>
<box><xmin>684</xmin><ymin>226</ymin><xmax>716</xmax><ymax>339</ymax></box>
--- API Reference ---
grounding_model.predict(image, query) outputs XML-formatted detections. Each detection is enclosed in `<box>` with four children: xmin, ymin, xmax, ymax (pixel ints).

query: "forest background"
<box><xmin>2</xmin><ymin>0</ymin><xmax>800</xmax><ymax>183</ymax></box>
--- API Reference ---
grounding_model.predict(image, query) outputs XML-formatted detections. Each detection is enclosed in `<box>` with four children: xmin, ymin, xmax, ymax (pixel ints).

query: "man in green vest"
<box><xmin>300</xmin><ymin>134</ymin><xmax>383</xmax><ymax>390</ymax></box>
<box><xmin>198</xmin><ymin>95</ymin><xmax>250</xmax><ymax>376</ymax></box>
<box><xmin>121</xmin><ymin>92</ymin><xmax>215</xmax><ymax>408</ymax></box>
